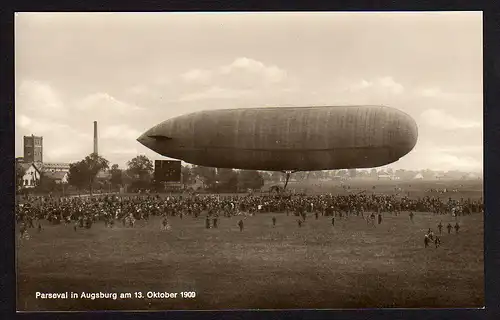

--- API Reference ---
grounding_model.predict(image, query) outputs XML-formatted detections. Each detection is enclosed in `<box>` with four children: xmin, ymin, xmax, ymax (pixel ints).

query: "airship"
<box><xmin>138</xmin><ymin>105</ymin><xmax>418</xmax><ymax>175</ymax></box>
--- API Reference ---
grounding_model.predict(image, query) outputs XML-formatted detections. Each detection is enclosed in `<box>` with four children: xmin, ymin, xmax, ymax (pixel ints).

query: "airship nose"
<box><xmin>137</xmin><ymin>132</ymin><xmax>154</xmax><ymax>149</ymax></box>
<box><xmin>394</xmin><ymin>112</ymin><xmax>418</xmax><ymax>157</ymax></box>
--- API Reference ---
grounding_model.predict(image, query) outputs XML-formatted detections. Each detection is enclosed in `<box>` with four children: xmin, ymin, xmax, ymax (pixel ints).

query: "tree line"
<box><xmin>16</xmin><ymin>153</ymin><xmax>266</xmax><ymax>194</ymax></box>
<box><xmin>16</xmin><ymin>152</ymin><xmax>478</xmax><ymax>195</ymax></box>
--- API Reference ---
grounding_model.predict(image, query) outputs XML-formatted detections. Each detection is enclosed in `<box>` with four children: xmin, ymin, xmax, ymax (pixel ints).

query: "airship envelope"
<box><xmin>137</xmin><ymin>106</ymin><xmax>418</xmax><ymax>171</ymax></box>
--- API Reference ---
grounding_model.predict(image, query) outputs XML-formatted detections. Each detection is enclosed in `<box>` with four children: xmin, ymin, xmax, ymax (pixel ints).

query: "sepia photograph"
<box><xmin>14</xmin><ymin>12</ymin><xmax>483</xmax><ymax>311</ymax></box>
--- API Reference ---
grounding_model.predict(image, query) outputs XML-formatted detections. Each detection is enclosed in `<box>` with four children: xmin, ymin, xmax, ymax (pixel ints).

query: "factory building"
<box><xmin>40</xmin><ymin>162</ymin><xmax>71</xmax><ymax>173</ymax></box>
<box><xmin>18</xmin><ymin>122</ymin><xmax>104</xmax><ymax>191</ymax></box>
<box><xmin>23</xmin><ymin>135</ymin><xmax>43</xmax><ymax>163</ymax></box>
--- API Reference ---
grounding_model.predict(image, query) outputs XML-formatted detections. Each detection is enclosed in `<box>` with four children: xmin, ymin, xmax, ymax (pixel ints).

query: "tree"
<box><xmin>259</xmin><ymin>171</ymin><xmax>272</xmax><ymax>182</ymax></box>
<box><xmin>68</xmin><ymin>161</ymin><xmax>89</xmax><ymax>191</ymax></box>
<box><xmin>191</xmin><ymin>165</ymin><xmax>217</xmax><ymax>188</ymax></box>
<box><xmin>16</xmin><ymin>163</ymin><xmax>26</xmax><ymax>190</ymax></box>
<box><xmin>337</xmin><ymin>169</ymin><xmax>348</xmax><ymax>177</ymax></box>
<box><xmin>318</xmin><ymin>171</ymin><xmax>329</xmax><ymax>179</ymax></box>
<box><xmin>37</xmin><ymin>172</ymin><xmax>58</xmax><ymax>193</ymax></box>
<box><xmin>68</xmin><ymin>153</ymin><xmax>109</xmax><ymax>193</ymax></box>
<box><xmin>83</xmin><ymin>153</ymin><xmax>110</xmax><ymax>190</ymax></box>
<box><xmin>126</xmin><ymin>155</ymin><xmax>153</xmax><ymax>181</ymax></box>
<box><xmin>238</xmin><ymin>170</ymin><xmax>264</xmax><ymax>190</ymax></box>
<box><xmin>109</xmin><ymin>164</ymin><xmax>123</xmax><ymax>187</ymax></box>
<box><xmin>270</xmin><ymin>171</ymin><xmax>283</xmax><ymax>182</ymax></box>
<box><xmin>294</xmin><ymin>171</ymin><xmax>308</xmax><ymax>181</ymax></box>
<box><xmin>216</xmin><ymin>168</ymin><xmax>238</xmax><ymax>192</ymax></box>
<box><xmin>357</xmin><ymin>170</ymin><xmax>367</xmax><ymax>178</ymax></box>
<box><xmin>181</xmin><ymin>165</ymin><xmax>192</xmax><ymax>185</ymax></box>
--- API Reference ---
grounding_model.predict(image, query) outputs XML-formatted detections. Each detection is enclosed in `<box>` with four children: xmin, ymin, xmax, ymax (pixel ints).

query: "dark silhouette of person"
<box><xmin>424</xmin><ymin>234</ymin><xmax>430</xmax><ymax>248</ymax></box>
<box><xmin>434</xmin><ymin>236</ymin><xmax>441</xmax><ymax>248</ymax></box>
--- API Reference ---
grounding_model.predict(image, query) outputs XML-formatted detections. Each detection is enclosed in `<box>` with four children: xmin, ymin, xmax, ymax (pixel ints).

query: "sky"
<box><xmin>15</xmin><ymin>12</ymin><xmax>483</xmax><ymax>173</ymax></box>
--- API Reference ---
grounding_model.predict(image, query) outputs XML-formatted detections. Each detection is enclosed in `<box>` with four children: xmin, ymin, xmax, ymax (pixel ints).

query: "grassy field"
<box><xmin>16</xmin><ymin>206</ymin><xmax>483</xmax><ymax>310</ymax></box>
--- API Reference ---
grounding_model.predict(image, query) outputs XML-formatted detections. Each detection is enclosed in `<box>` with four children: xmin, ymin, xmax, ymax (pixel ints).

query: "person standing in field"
<box><xmin>409</xmin><ymin>212</ymin><xmax>414</xmax><ymax>223</ymax></box>
<box><xmin>438</xmin><ymin>222</ymin><xmax>443</xmax><ymax>234</ymax></box>
<box><xmin>205</xmin><ymin>216</ymin><xmax>210</xmax><ymax>229</ymax></box>
<box><xmin>369</xmin><ymin>213</ymin><xmax>375</xmax><ymax>227</ymax></box>
<box><xmin>272</xmin><ymin>216</ymin><xmax>276</xmax><ymax>227</ymax></box>
<box><xmin>428</xmin><ymin>229</ymin><xmax>434</xmax><ymax>241</ymax></box>
<box><xmin>331</xmin><ymin>217</ymin><xmax>335</xmax><ymax>227</ymax></box>
<box><xmin>424</xmin><ymin>234</ymin><xmax>430</xmax><ymax>248</ymax></box>
<box><xmin>434</xmin><ymin>235</ymin><xmax>441</xmax><ymax>248</ymax></box>
<box><xmin>213</xmin><ymin>217</ymin><xmax>218</xmax><ymax>228</ymax></box>
<box><xmin>238</xmin><ymin>219</ymin><xmax>244</xmax><ymax>232</ymax></box>
<box><xmin>28</xmin><ymin>216</ymin><xmax>34</xmax><ymax>229</ymax></box>
<box><xmin>454</xmin><ymin>222</ymin><xmax>460</xmax><ymax>234</ymax></box>
<box><xmin>447</xmin><ymin>223</ymin><xmax>452</xmax><ymax>234</ymax></box>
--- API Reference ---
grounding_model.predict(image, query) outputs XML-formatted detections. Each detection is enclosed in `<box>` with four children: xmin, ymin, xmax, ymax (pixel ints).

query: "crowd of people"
<box><xmin>15</xmin><ymin>191</ymin><xmax>483</xmax><ymax>244</ymax></box>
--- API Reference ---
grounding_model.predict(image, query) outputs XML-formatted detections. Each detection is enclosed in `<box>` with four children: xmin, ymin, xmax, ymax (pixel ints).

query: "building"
<box><xmin>43</xmin><ymin>171</ymin><xmax>69</xmax><ymax>184</ymax></box>
<box><xmin>377</xmin><ymin>174</ymin><xmax>393</xmax><ymax>180</ymax></box>
<box><xmin>190</xmin><ymin>176</ymin><xmax>206</xmax><ymax>190</ymax></box>
<box><xmin>413</xmin><ymin>173</ymin><xmax>424</xmax><ymax>180</ymax></box>
<box><xmin>23</xmin><ymin>135</ymin><xmax>43</xmax><ymax>163</ymax></box>
<box><xmin>21</xmin><ymin>135</ymin><xmax>70</xmax><ymax>172</ymax></box>
<box><xmin>20</xmin><ymin>163</ymin><xmax>41</xmax><ymax>188</ymax></box>
<box><xmin>333</xmin><ymin>175</ymin><xmax>348</xmax><ymax>181</ymax></box>
<box><xmin>40</xmin><ymin>162</ymin><xmax>70</xmax><ymax>173</ymax></box>
<box><xmin>96</xmin><ymin>170</ymin><xmax>111</xmax><ymax>181</ymax></box>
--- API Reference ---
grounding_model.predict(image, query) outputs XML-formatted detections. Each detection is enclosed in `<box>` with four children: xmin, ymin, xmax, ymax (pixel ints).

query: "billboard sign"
<box><xmin>154</xmin><ymin>160</ymin><xmax>181</xmax><ymax>182</ymax></box>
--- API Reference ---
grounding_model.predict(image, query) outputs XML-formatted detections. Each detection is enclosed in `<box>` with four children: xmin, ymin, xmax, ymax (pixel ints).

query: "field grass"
<box><xmin>16</xmin><ymin>207</ymin><xmax>483</xmax><ymax>310</ymax></box>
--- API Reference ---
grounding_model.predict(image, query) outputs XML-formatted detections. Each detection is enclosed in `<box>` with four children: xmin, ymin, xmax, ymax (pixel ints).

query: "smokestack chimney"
<box><xmin>93</xmin><ymin>121</ymin><xmax>98</xmax><ymax>155</ymax></box>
